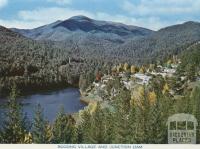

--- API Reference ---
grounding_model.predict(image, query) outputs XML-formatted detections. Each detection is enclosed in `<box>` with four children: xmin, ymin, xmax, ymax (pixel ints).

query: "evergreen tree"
<box><xmin>134</xmin><ymin>88</ymin><xmax>150</xmax><ymax>143</ymax></box>
<box><xmin>79</xmin><ymin>103</ymin><xmax>115</xmax><ymax>144</ymax></box>
<box><xmin>90</xmin><ymin>103</ymin><xmax>106</xmax><ymax>143</ymax></box>
<box><xmin>190</xmin><ymin>85</ymin><xmax>200</xmax><ymax>143</ymax></box>
<box><xmin>112</xmin><ymin>89</ymin><xmax>131</xmax><ymax>143</ymax></box>
<box><xmin>52</xmin><ymin>106</ymin><xmax>77</xmax><ymax>144</ymax></box>
<box><xmin>185</xmin><ymin>64</ymin><xmax>196</xmax><ymax>81</ymax></box>
<box><xmin>132</xmin><ymin>87</ymin><xmax>168</xmax><ymax>143</ymax></box>
<box><xmin>146</xmin><ymin>95</ymin><xmax>168</xmax><ymax>143</ymax></box>
<box><xmin>103</xmin><ymin>109</ymin><xmax>116</xmax><ymax>144</ymax></box>
<box><xmin>32</xmin><ymin>104</ymin><xmax>52</xmax><ymax>143</ymax></box>
<box><xmin>78</xmin><ymin>110</ymin><xmax>93</xmax><ymax>143</ymax></box>
<box><xmin>126</xmin><ymin>107</ymin><xmax>137</xmax><ymax>143</ymax></box>
<box><xmin>1</xmin><ymin>84</ymin><xmax>29</xmax><ymax>143</ymax></box>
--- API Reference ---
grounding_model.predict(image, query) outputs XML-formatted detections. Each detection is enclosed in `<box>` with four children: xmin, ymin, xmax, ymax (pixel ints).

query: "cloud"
<box><xmin>0</xmin><ymin>0</ymin><xmax>7</xmax><ymax>8</ymax></box>
<box><xmin>0</xmin><ymin>7</ymin><xmax>94</xmax><ymax>29</ymax></box>
<box><xmin>0</xmin><ymin>6</ymin><xmax>183</xmax><ymax>30</ymax></box>
<box><xmin>15</xmin><ymin>7</ymin><xmax>173</xmax><ymax>30</ymax></box>
<box><xmin>1</xmin><ymin>1</ymin><xmax>199</xmax><ymax>30</ymax></box>
<box><xmin>0</xmin><ymin>19</ymin><xmax>44</xmax><ymax>29</ymax></box>
<box><xmin>122</xmin><ymin>0</ymin><xmax>200</xmax><ymax>16</ymax></box>
<box><xmin>47</xmin><ymin>0</ymin><xmax>72</xmax><ymax>5</ymax></box>
<box><xmin>94</xmin><ymin>12</ymin><xmax>173</xmax><ymax>30</ymax></box>
<box><xmin>18</xmin><ymin>7</ymin><xmax>93</xmax><ymax>22</ymax></box>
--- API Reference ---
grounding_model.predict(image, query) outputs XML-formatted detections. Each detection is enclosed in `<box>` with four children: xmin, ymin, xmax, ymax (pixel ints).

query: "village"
<box><xmin>74</xmin><ymin>54</ymin><xmax>200</xmax><ymax>124</ymax></box>
<box><xmin>79</xmin><ymin>57</ymin><xmax>181</xmax><ymax>107</ymax></box>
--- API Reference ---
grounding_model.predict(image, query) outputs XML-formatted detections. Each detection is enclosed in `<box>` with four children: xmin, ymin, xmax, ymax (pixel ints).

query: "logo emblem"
<box><xmin>167</xmin><ymin>113</ymin><xmax>198</xmax><ymax>144</ymax></box>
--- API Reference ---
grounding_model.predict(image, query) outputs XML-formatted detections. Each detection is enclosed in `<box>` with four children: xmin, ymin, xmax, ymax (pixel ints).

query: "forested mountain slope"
<box><xmin>2</xmin><ymin>20</ymin><xmax>200</xmax><ymax>96</ymax></box>
<box><xmin>114</xmin><ymin>21</ymin><xmax>200</xmax><ymax>64</ymax></box>
<box><xmin>12</xmin><ymin>19</ymin><xmax>200</xmax><ymax>65</ymax></box>
<box><xmin>0</xmin><ymin>26</ymin><xmax>108</xmax><ymax>96</ymax></box>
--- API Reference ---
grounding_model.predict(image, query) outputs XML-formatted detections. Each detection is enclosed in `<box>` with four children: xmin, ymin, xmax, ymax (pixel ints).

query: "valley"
<box><xmin>1</xmin><ymin>17</ymin><xmax>200</xmax><ymax>97</ymax></box>
<box><xmin>0</xmin><ymin>16</ymin><xmax>200</xmax><ymax>144</ymax></box>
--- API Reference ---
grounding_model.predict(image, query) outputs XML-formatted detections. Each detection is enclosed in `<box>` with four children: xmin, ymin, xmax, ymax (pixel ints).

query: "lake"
<box><xmin>0</xmin><ymin>88</ymin><xmax>86</xmax><ymax>124</ymax></box>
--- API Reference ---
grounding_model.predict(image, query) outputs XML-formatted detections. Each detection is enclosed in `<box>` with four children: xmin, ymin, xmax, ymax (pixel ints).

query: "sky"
<box><xmin>0</xmin><ymin>0</ymin><xmax>200</xmax><ymax>30</ymax></box>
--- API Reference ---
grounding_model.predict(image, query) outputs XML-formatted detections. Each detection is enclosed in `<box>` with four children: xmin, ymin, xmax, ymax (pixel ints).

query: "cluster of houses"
<box><xmin>88</xmin><ymin>63</ymin><xmax>178</xmax><ymax>100</ymax></box>
<box><xmin>121</xmin><ymin>67</ymin><xmax>177</xmax><ymax>90</ymax></box>
<box><xmin>150</xmin><ymin>64</ymin><xmax>177</xmax><ymax>78</ymax></box>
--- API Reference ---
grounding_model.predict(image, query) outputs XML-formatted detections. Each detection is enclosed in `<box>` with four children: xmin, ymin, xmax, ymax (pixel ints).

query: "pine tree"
<box><xmin>90</xmin><ymin>102</ymin><xmax>106</xmax><ymax>143</ymax></box>
<box><xmin>133</xmin><ymin>87</ymin><xmax>167</xmax><ymax>143</ymax></box>
<box><xmin>126</xmin><ymin>107</ymin><xmax>137</xmax><ymax>143</ymax></box>
<box><xmin>112</xmin><ymin>89</ymin><xmax>131</xmax><ymax>143</ymax></box>
<box><xmin>79</xmin><ymin>103</ymin><xmax>115</xmax><ymax>144</ymax></box>
<box><xmin>134</xmin><ymin>88</ymin><xmax>150</xmax><ymax>143</ymax></box>
<box><xmin>52</xmin><ymin>106</ymin><xmax>77</xmax><ymax>144</ymax></box>
<box><xmin>78</xmin><ymin>103</ymin><xmax>107</xmax><ymax>144</ymax></box>
<box><xmin>103</xmin><ymin>109</ymin><xmax>116</xmax><ymax>144</ymax></box>
<box><xmin>146</xmin><ymin>94</ymin><xmax>168</xmax><ymax>143</ymax></box>
<box><xmin>78</xmin><ymin>109</ymin><xmax>93</xmax><ymax>143</ymax></box>
<box><xmin>186</xmin><ymin>63</ymin><xmax>196</xmax><ymax>81</ymax></box>
<box><xmin>190</xmin><ymin>85</ymin><xmax>200</xmax><ymax>143</ymax></box>
<box><xmin>32</xmin><ymin>104</ymin><xmax>52</xmax><ymax>143</ymax></box>
<box><xmin>1</xmin><ymin>84</ymin><xmax>29</xmax><ymax>143</ymax></box>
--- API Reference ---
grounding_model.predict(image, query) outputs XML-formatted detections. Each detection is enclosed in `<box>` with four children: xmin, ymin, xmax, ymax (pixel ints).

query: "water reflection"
<box><xmin>0</xmin><ymin>88</ymin><xmax>86</xmax><ymax>124</ymax></box>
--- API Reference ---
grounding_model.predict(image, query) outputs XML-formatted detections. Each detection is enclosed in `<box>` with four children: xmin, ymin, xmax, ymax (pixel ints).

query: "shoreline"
<box><xmin>80</xmin><ymin>96</ymin><xmax>97</xmax><ymax>105</ymax></box>
<box><xmin>79</xmin><ymin>89</ymin><xmax>99</xmax><ymax>105</ymax></box>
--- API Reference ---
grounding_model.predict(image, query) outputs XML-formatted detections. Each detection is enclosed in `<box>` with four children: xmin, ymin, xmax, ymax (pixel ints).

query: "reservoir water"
<box><xmin>0</xmin><ymin>88</ymin><xmax>86</xmax><ymax>124</ymax></box>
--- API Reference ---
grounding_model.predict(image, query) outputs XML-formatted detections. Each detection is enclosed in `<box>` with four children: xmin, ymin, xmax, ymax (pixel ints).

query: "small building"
<box><xmin>133</xmin><ymin>73</ymin><xmax>152</xmax><ymax>85</ymax></box>
<box><xmin>123</xmin><ymin>81</ymin><xmax>134</xmax><ymax>90</ymax></box>
<box><xmin>93</xmin><ymin>82</ymin><xmax>100</xmax><ymax>87</ymax></box>
<box><xmin>163</xmin><ymin>68</ymin><xmax>176</xmax><ymax>74</ymax></box>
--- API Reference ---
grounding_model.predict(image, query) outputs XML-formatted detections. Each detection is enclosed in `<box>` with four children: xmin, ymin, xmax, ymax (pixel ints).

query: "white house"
<box><xmin>133</xmin><ymin>73</ymin><xmax>152</xmax><ymax>85</ymax></box>
<box><xmin>123</xmin><ymin>81</ymin><xmax>134</xmax><ymax>90</ymax></box>
<box><xmin>93</xmin><ymin>82</ymin><xmax>100</xmax><ymax>87</ymax></box>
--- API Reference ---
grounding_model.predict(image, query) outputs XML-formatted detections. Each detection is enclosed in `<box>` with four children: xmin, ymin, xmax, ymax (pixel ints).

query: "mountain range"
<box><xmin>10</xmin><ymin>16</ymin><xmax>200</xmax><ymax>64</ymax></box>
<box><xmin>11</xmin><ymin>15</ymin><xmax>153</xmax><ymax>43</ymax></box>
<box><xmin>1</xmin><ymin>16</ymin><xmax>200</xmax><ymax>96</ymax></box>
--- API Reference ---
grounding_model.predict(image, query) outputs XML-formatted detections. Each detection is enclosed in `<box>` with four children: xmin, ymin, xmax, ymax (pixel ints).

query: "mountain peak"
<box><xmin>183</xmin><ymin>21</ymin><xmax>200</xmax><ymax>26</ymax></box>
<box><xmin>184</xmin><ymin>21</ymin><xmax>197</xmax><ymax>24</ymax></box>
<box><xmin>68</xmin><ymin>15</ymin><xmax>92</xmax><ymax>21</ymax></box>
<box><xmin>11</xmin><ymin>16</ymin><xmax>154</xmax><ymax>41</ymax></box>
